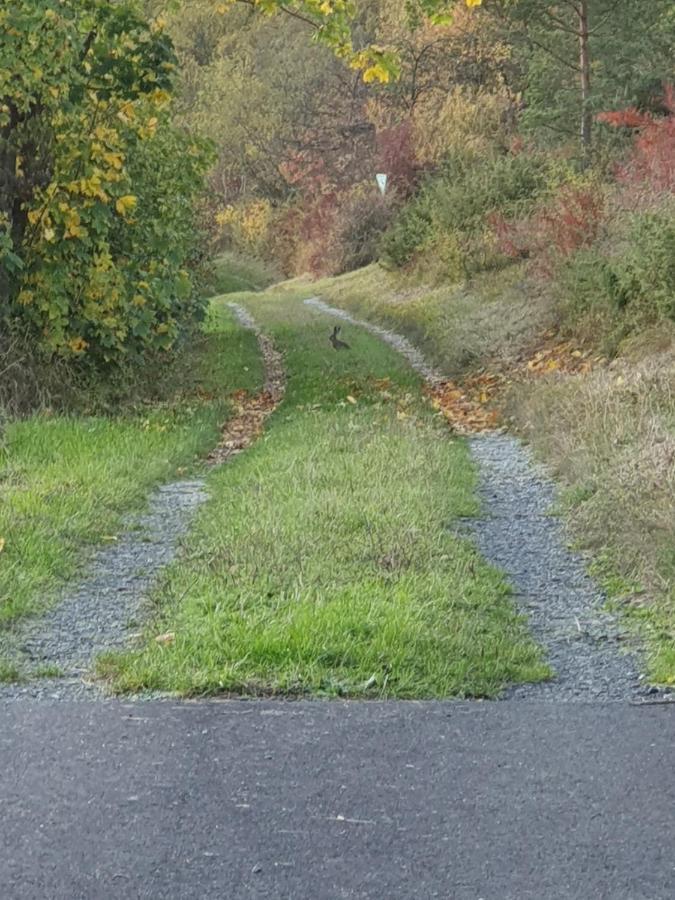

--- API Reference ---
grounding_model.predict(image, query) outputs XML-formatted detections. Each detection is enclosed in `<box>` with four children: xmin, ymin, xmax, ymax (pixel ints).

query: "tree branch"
<box><xmin>236</xmin><ymin>0</ymin><xmax>321</xmax><ymax>33</ymax></box>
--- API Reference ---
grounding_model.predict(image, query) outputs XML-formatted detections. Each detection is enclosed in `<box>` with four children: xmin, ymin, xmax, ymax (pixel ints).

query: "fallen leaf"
<box><xmin>346</xmin><ymin>395</ymin><xmax>358</xmax><ymax>405</ymax></box>
<box><xmin>155</xmin><ymin>632</ymin><xmax>175</xmax><ymax>646</ymax></box>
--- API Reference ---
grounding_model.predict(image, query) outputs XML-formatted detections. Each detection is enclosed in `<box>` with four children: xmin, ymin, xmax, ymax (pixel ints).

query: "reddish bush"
<box><xmin>598</xmin><ymin>84</ymin><xmax>675</xmax><ymax>196</ymax></box>
<box><xmin>490</xmin><ymin>184</ymin><xmax>605</xmax><ymax>275</ymax></box>
<box><xmin>376</xmin><ymin>122</ymin><xmax>419</xmax><ymax>196</ymax></box>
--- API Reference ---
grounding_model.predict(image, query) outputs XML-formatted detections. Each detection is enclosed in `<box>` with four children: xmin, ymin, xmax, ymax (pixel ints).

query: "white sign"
<box><xmin>376</xmin><ymin>173</ymin><xmax>388</xmax><ymax>196</ymax></box>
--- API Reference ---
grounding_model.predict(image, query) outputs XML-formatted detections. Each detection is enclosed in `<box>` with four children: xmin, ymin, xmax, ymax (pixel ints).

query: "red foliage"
<box><xmin>490</xmin><ymin>185</ymin><xmax>605</xmax><ymax>274</ymax></box>
<box><xmin>275</xmin><ymin>122</ymin><xmax>417</xmax><ymax>276</ymax></box>
<box><xmin>539</xmin><ymin>186</ymin><xmax>605</xmax><ymax>256</ymax></box>
<box><xmin>376</xmin><ymin>122</ymin><xmax>419</xmax><ymax>195</ymax></box>
<box><xmin>596</xmin><ymin>108</ymin><xmax>652</xmax><ymax>129</ymax></box>
<box><xmin>491</xmin><ymin>86</ymin><xmax>675</xmax><ymax>279</ymax></box>
<box><xmin>598</xmin><ymin>84</ymin><xmax>675</xmax><ymax>196</ymax></box>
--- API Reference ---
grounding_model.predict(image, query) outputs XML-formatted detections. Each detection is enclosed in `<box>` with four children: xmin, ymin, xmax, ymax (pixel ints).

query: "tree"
<box><xmin>212</xmin><ymin>0</ymin><xmax>673</xmax><ymax>158</ymax></box>
<box><xmin>0</xmin><ymin>0</ymin><xmax>211</xmax><ymax>362</ymax></box>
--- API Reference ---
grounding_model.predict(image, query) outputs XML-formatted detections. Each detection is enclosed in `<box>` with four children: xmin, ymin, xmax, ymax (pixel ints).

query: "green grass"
<box><xmin>0</xmin><ymin>306</ymin><xmax>263</xmax><ymax>647</ymax></box>
<box><xmin>204</xmin><ymin>252</ymin><xmax>279</xmax><ymax>296</ymax></box>
<box><xmin>289</xmin><ymin>261</ymin><xmax>554</xmax><ymax>378</ymax></box>
<box><xmin>100</xmin><ymin>292</ymin><xmax>548</xmax><ymax>698</ymax></box>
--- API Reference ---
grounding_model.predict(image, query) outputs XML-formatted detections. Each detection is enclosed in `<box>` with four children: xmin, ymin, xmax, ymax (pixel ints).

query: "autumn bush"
<box><xmin>598</xmin><ymin>84</ymin><xmax>675</xmax><ymax>199</ymax></box>
<box><xmin>269</xmin><ymin>181</ymin><xmax>398</xmax><ymax>279</ymax></box>
<box><xmin>0</xmin><ymin>0</ymin><xmax>211</xmax><ymax>370</ymax></box>
<box><xmin>557</xmin><ymin>200</ymin><xmax>675</xmax><ymax>347</ymax></box>
<box><xmin>548</xmin><ymin>93</ymin><xmax>675</xmax><ymax>343</ymax></box>
<box><xmin>380</xmin><ymin>148</ymin><xmax>552</xmax><ymax>276</ymax></box>
<box><xmin>490</xmin><ymin>180</ymin><xmax>606</xmax><ymax>273</ymax></box>
<box><xmin>413</xmin><ymin>87</ymin><xmax>518</xmax><ymax>166</ymax></box>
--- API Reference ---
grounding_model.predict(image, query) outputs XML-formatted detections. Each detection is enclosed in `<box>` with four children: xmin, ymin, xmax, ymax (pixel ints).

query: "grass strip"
<box><xmin>100</xmin><ymin>293</ymin><xmax>548</xmax><ymax>698</ymax></box>
<box><xmin>0</xmin><ymin>306</ymin><xmax>263</xmax><ymax>637</ymax></box>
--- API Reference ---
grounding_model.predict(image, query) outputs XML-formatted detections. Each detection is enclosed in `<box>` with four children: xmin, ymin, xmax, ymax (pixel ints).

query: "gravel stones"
<box><xmin>467</xmin><ymin>434</ymin><xmax>642</xmax><ymax>701</ymax></box>
<box><xmin>0</xmin><ymin>307</ymin><xmax>284</xmax><ymax>700</ymax></box>
<box><xmin>0</xmin><ymin>481</ymin><xmax>207</xmax><ymax>700</ymax></box>
<box><xmin>306</xmin><ymin>297</ymin><xmax>648</xmax><ymax>701</ymax></box>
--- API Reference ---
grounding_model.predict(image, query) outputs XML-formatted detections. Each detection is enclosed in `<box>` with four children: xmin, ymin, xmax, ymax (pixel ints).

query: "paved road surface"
<box><xmin>2</xmin><ymin>699</ymin><xmax>675</xmax><ymax>899</ymax></box>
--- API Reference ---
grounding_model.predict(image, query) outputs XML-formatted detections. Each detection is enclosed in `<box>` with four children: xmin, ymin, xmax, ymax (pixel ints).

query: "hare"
<box><xmin>329</xmin><ymin>325</ymin><xmax>351</xmax><ymax>350</ymax></box>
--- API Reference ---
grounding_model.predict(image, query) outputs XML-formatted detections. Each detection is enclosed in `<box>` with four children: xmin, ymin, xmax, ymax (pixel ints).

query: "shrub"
<box><xmin>611</xmin><ymin>208</ymin><xmax>675</xmax><ymax>322</ymax></box>
<box><xmin>560</xmin><ymin>201</ymin><xmax>675</xmax><ymax>343</ymax></box>
<box><xmin>379</xmin><ymin>201</ymin><xmax>434</xmax><ymax>269</ymax></box>
<box><xmin>598</xmin><ymin>84</ymin><xmax>675</xmax><ymax>198</ymax></box>
<box><xmin>333</xmin><ymin>187</ymin><xmax>396</xmax><ymax>274</ymax></box>
<box><xmin>0</xmin><ymin>0</ymin><xmax>211</xmax><ymax>366</ymax></box>
<box><xmin>490</xmin><ymin>182</ymin><xmax>606</xmax><ymax>273</ymax></box>
<box><xmin>380</xmin><ymin>148</ymin><xmax>551</xmax><ymax>275</ymax></box>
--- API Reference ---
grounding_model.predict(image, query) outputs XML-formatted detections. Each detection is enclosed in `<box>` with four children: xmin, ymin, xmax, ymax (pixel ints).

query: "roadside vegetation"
<box><xmin>2</xmin><ymin>0</ymin><xmax>673</xmax><ymax>690</ymax></box>
<box><xmin>0</xmin><ymin>307</ymin><xmax>262</xmax><ymax>660</ymax></box>
<box><xmin>202</xmin><ymin>253</ymin><xmax>280</xmax><ymax>297</ymax></box>
<box><xmin>173</xmin><ymin>0</ymin><xmax>670</xmax><ymax>683</ymax></box>
<box><xmin>99</xmin><ymin>294</ymin><xmax>548</xmax><ymax>698</ymax></box>
<box><xmin>508</xmin><ymin>339</ymin><xmax>675</xmax><ymax>684</ymax></box>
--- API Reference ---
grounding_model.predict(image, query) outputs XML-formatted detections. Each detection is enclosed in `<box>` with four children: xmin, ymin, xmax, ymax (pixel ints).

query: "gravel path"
<box><xmin>0</xmin><ymin>483</ymin><xmax>208</xmax><ymax>701</ymax></box>
<box><xmin>305</xmin><ymin>297</ymin><xmax>445</xmax><ymax>384</ymax></box>
<box><xmin>306</xmin><ymin>297</ymin><xmax>648</xmax><ymax>701</ymax></box>
<box><xmin>0</xmin><ymin>306</ymin><xmax>283</xmax><ymax>700</ymax></box>
<box><xmin>227</xmin><ymin>303</ymin><xmax>285</xmax><ymax>403</ymax></box>
<box><xmin>468</xmin><ymin>434</ymin><xmax>642</xmax><ymax>700</ymax></box>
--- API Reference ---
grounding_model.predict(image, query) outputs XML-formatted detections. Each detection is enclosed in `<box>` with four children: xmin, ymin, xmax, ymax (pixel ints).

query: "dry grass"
<box><xmin>508</xmin><ymin>333</ymin><xmax>675</xmax><ymax>681</ymax></box>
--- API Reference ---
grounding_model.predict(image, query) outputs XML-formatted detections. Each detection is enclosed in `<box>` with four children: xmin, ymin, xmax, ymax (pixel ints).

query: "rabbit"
<box><xmin>329</xmin><ymin>325</ymin><xmax>351</xmax><ymax>350</ymax></box>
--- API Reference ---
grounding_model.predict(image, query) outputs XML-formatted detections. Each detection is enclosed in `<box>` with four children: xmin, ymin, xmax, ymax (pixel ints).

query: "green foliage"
<box><xmin>381</xmin><ymin>149</ymin><xmax>551</xmax><ymax>275</ymax></box>
<box><xmin>560</xmin><ymin>201</ymin><xmax>675</xmax><ymax>344</ymax></box>
<box><xmin>0</xmin><ymin>0</ymin><xmax>211</xmax><ymax>364</ymax></box>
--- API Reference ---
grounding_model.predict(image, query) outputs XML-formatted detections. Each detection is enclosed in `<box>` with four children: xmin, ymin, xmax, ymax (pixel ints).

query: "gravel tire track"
<box><xmin>305</xmin><ymin>297</ymin><xmax>648</xmax><ymax>701</ymax></box>
<box><xmin>305</xmin><ymin>297</ymin><xmax>445</xmax><ymax>384</ymax></box>
<box><xmin>0</xmin><ymin>306</ymin><xmax>284</xmax><ymax>700</ymax></box>
<box><xmin>467</xmin><ymin>434</ymin><xmax>642</xmax><ymax>701</ymax></box>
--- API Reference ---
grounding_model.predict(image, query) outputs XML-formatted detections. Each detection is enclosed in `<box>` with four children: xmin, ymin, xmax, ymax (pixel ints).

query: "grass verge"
<box><xmin>99</xmin><ymin>291</ymin><xmax>548</xmax><ymax>698</ymax></box>
<box><xmin>282</xmin><ymin>263</ymin><xmax>675</xmax><ymax>685</ymax></box>
<box><xmin>507</xmin><ymin>331</ymin><xmax>675</xmax><ymax>683</ymax></box>
<box><xmin>0</xmin><ymin>305</ymin><xmax>263</xmax><ymax>644</ymax></box>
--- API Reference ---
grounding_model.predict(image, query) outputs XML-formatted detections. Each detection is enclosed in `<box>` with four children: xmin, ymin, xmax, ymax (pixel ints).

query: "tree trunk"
<box><xmin>578</xmin><ymin>0</ymin><xmax>592</xmax><ymax>160</ymax></box>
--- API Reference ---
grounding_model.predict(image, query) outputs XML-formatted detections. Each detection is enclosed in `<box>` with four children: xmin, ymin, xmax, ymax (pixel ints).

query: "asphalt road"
<box><xmin>3</xmin><ymin>699</ymin><xmax>675</xmax><ymax>899</ymax></box>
